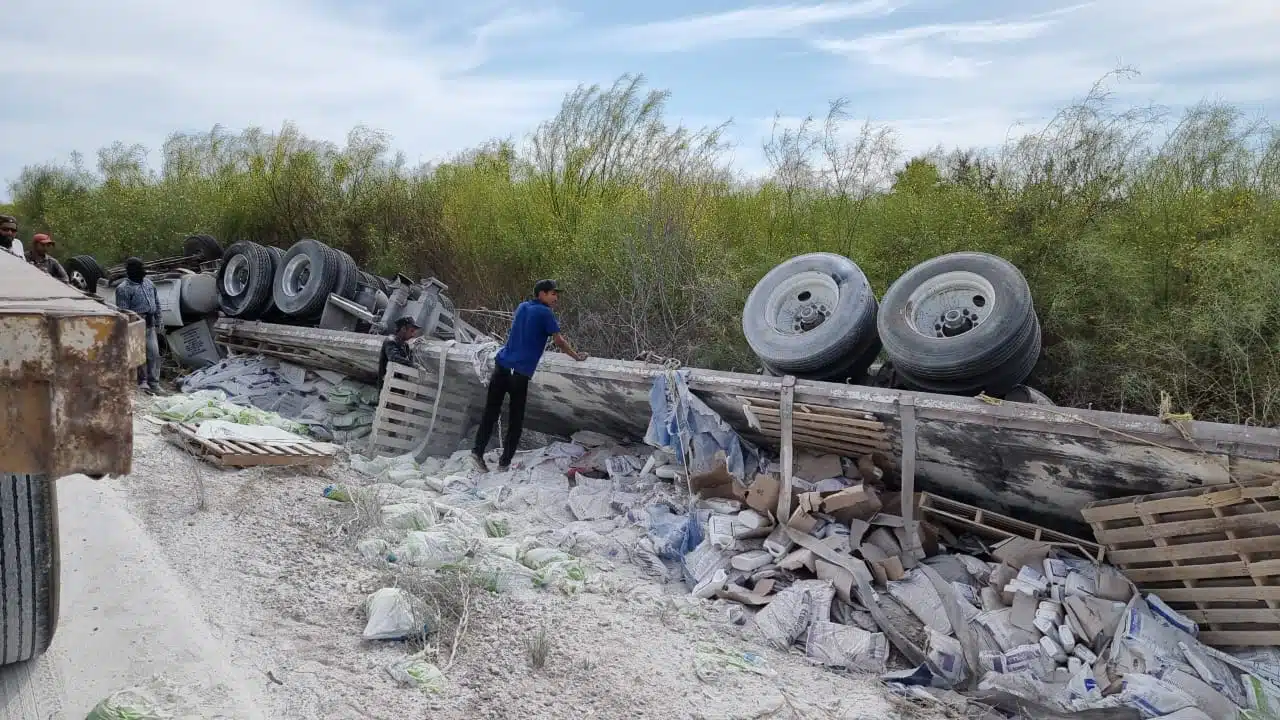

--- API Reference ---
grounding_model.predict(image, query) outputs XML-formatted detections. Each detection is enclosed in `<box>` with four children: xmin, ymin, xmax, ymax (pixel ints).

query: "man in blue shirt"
<box><xmin>472</xmin><ymin>279</ymin><xmax>587</xmax><ymax>471</ymax></box>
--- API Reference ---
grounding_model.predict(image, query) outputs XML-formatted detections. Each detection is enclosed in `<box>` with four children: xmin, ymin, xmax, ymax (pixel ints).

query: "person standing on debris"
<box><xmin>471</xmin><ymin>279</ymin><xmax>587</xmax><ymax>472</ymax></box>
<box><xmin>115</xmin><ymin>257</ymin><xmax>163</xmax><ymax>393</ymax></box>
<box><xmin>0</xmin><ymin>215</ymin><xmax>23</xmax><ymax>259</ymax></box>
<box><xmin>379</xmin><ymin>316</ymin><xmax>422</xmax><ymax>385</ymax></box>
<box><xmin>27</xmin><ymin>233</ymin><xmax>69</xmax><ymax>283</ymax></box>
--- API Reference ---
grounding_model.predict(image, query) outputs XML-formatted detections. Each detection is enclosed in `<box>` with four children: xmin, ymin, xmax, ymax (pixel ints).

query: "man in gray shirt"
<box><xmin>114</xmin><ymin>257</ymin><xmax>163</xmax><ymax>392</ymax></box>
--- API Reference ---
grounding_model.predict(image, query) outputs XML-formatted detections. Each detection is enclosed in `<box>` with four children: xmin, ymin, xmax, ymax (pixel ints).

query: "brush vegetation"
<box><xmin>9</xmin><ymin>71</ymin><xmax>1280</xmax><ymax>425</ymax></box>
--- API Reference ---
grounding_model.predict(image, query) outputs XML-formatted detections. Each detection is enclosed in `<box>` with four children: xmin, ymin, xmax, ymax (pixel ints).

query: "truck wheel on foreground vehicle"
<box><xmin>334</xmin><ymin>249</ymin><xmax>360</xmax><ymax>301</ymax></box>
<box><xmin>0</xmin><ymin>473</ymin><xmax>59</xmax><ymax>664</ymax></box>
<box><xmin>743</xmin><ymin>253</ymin><xmax>881</xmax><ymax>382</ymax></box>
<box><xmin>217</xmin><ymin>241</ymin><xmax>276</xmax><ymax>319</ymax></box>
<box><xmin>273</xmin><ymin>239</ymin><xmax>341</xmax><ymax>319</ymax></box>
<box><xmin>183</xmin><ymin>234</ymin><xmax>224</xmax><ymax>263</ymax></box>
<box><xmin>65</xmin><ymin>255</ymin><xmax>106</xmax><ymax>294</ymax></box>
<box><xmin>877</xmin><ymin>251</ymin><xmax>1041</xmax><ymax>396</ymax></box>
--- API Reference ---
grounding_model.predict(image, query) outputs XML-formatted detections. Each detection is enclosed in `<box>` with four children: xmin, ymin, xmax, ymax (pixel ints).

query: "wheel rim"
<box><xmin>281</xmin><ymin>254</ymin><xmax>312</xmax><ymax>297</ymax></box>
<box><xmin>903</xmin><ymin>270</ymin><xmax>995</xmax><ymax>338</ymax></box>
<box><xmin>222</xmin><ymin>254</ymin><xmax>250</xmax><ymax>296</ymax></box>
<box><xmin>69</xmin><ymin>270</ymin><xmax>90</xmax><ymax>291</ymax></box>
<box><xmin>763</xmin><ymin>271</ymin><xmax>840</xmax><ymax>335</ymax></box>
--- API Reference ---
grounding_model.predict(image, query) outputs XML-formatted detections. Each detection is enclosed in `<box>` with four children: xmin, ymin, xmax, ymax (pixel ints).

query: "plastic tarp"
<box><xmin>644</xmin><ymin>369</ymin><xmax>760</xmax><ymax>482</ymax></box>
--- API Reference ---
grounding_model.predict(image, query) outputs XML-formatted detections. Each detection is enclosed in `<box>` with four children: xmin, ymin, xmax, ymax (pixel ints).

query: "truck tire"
<box><xmin>743</xmin><ymin>253</ymin><xmax>880</xmax><ymax>381</ymax></box>
<box><xmin>878</xmin><ymin>252</ymin><xmax>1041</xmax><ymax>396</ymax></box>
<box><xmin>1</xmin><ymin>473</ymin><xmax>59</xmax><ymax>665</ymax></box>
<box><xmin>183</xmin><ymin>234</ymin><xmax>223</xmax><ymax>263</ymax></box>
<box><xmin>217</xmin><ymin>241</ymin><xmax>275</xmax><ymax>319</ymax></box>
<box><xmin>273</xmin><ymin>239</ymin><xmax>340</xmax><ymax>318</ymax></box>
<box><xmin>333</xmin><ymin>250</ymin><xmax>359</xmax><ymax>301</ymax></box>
<box><xmin>65</xmin><ymin>255</ymin><xmax>105</xmax><ymax>294</ymax></box>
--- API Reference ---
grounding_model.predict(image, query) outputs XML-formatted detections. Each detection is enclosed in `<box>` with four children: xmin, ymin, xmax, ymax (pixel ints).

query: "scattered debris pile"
<box><xmin>179</xmin><ymin>355</ymin><xmax>380</xmax><ymax>443</ymax></box>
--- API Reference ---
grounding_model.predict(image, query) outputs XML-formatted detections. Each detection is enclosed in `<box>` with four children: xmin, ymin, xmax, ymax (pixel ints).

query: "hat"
<box><xmin>0</xmin><ymin>215</ymin><xmax>16</xmax><ymax>229</ymax></box>
<box><xmin>395</xmin><ymin>315</ymin><xmax>422</xmax><ymax>330</ymax></box>
<box><xmin>533</xmin><ymin>279</ymin><xmax>559</xmax><ymax>295</ymax></box>
<box><xmin>32</xmin><ymin>233</ymin><xmax>54</xmax><ymax>246</ymax></box>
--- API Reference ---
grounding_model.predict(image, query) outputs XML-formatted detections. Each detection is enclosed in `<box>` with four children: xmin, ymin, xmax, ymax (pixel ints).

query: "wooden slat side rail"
<box><xmin>919</xmin><ymin>493</ymin><xmax>1104</xmax><ymax>562</ymax></box>
<box><xmin>777</xmin><ymin>376</ymin><xmax>796</xmax><ymax>525</ymax></box>
<box><xmin>1083</xmin><ymin>479</ymin><xmax>1280</xmax><ymax>645</ymax></box>
<box><xmin>161</xmin><ymin>422</ymin><xmax>335</xmax><ymax>468</ymax></box>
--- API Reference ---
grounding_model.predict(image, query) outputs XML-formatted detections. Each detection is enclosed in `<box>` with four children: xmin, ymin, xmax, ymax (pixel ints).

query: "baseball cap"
<box><xmin>395</xmin><ymin>315</ymin><xmax>422</xmax><ymax>330</ymax></box>
<box><xmin>533</xmin><ymin>279</ymin><xmax>559</xmax><ymax>295</ymax></box>
<box><xmin>32</xmin><ymin>233</ymin><xmax>54</xmax><ymax>246</ymax></box>
<box><xmin>0</xmin><ymin>215</ymin><xmax>16</xmax><ymax>229</ymax></box>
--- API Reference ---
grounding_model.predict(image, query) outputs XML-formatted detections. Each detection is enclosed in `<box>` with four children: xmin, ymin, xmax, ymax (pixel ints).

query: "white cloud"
<box><xmin>598</xmin><ymin>0</ymin><xmax>901</xmax><ymax>53</ymax></box>
<box><xmin>0</xmin><ymin>0</ymin><xmax>573</xmax><ymax>190</ymax></box>
<box><xmin>791</xmin><ymin>0</ymin><xmax>1280</xmax><ymax>163</ymax></box>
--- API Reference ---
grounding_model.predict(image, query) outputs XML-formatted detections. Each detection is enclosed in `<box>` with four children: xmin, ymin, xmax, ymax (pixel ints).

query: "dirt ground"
<box><xmin>111</xmin><ymin>401</ymin><xmax>947</xmax><ymax>720</ymax></box>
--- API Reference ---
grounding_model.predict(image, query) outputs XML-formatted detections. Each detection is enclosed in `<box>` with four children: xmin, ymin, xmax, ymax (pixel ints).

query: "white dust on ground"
<box><xmin>115</xmin><ymin>407</ymin><xmax>946</xmax><ymax>720</ymax></box>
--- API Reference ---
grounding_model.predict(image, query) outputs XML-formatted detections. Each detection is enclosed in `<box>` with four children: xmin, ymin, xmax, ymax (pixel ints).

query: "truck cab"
<box><xmin>0</xmin><ymin>251</ymin><xmax>143</xmax><ymax>664</ymax></box>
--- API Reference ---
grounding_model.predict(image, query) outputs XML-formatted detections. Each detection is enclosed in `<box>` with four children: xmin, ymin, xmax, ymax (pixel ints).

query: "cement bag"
<box><xmin>805</xmin><ymin>621</ymin><xmax>888</xmax><ymax>673</ymax></box>
<box><xmin>1112</xmin><ymin>673</ymin><xmax>1197</xmax><ymax>718</ymax></box>
<box><xmin>357</xmin><ymin>538</ymin><xmax>390</xmax><ymax>563</ymax></box>
<box><xmin>363</xmin><ymin>588</ymin><xmax>421</xmax><ymax>640</ymax></box>
<box><xmin>888</xmin><ymin>569</ymin><xmax>953</xmax><ymax>635</ymax></box>
<box><xmin>386</xmin><ymin>657</ymin><xmax>446</xmax><ymax>693</ymax></box>
<box><xmin>394</xmin><ymin>531</ymin><xmax>469</xmax><ymax>568</ymax></box>
<box><xmin>86</xmin><ymin>690</ymin><xmax>169</xmax><ymax>720</ymax></box>
<box><xmin>382</xmin><ymin>503</ymin><xmax>433</xmax><ymax>531</ymax></box>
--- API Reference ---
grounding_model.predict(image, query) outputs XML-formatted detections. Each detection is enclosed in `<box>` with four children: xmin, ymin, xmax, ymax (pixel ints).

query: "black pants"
<box><xmin>473</xmin><ymin>364</ymin><xmax>530</xmax><ymax>465</ymax></box>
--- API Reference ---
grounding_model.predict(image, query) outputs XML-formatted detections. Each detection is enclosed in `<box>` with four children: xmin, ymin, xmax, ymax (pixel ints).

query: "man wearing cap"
<box><xmin>27</xmin><ymin>233</ymin><xmax>69</xmax><ymax>283</ymax></box>
<box><xmin>379</xmin><ymin>315</ymin><xmax>423</xmax><ymax>385</ymax></box>
<box><xmin>471</xmin><ymin>279</ymin><xmax>587</xmax><ymax>472</ymax></box>
<box><xmin>0</xmin><ymin>215</ymin><xmax>24</xmax><ymax>259</ymax></box>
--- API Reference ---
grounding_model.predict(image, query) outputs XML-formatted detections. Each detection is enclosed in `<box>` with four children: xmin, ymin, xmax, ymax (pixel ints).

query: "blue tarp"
<box><xmin>644</xmin><ymin>369</ymin><xmax>761</xmax><ymax>483</ymax></box>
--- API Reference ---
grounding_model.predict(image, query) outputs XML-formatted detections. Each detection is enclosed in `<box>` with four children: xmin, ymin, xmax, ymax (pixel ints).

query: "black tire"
<box><xmin>333</xmin><ymin>250</ymin><xmax>359</xmax><ymax>301</ymax></box>
<box><xmin>357</xmin><ymin>270</ymin><xmax>379</xmax><ymax>289</ymax></box>
<box><xmin>273</xmin><ymin>239</ymin><xmax>340</xmax><ymax>318</ymax></box>
<box><xmin>0</xmin><ymin>473</ymin><xmax>59</xmax><ymax>665</ymax></box>
<box><xmin>65</xmin><ymin>255</ymin><xmax>105</xmax><ymax>294</ymax></box>
<box><xmin>1005</xmin><ymin>384</ymin><xmax>1056</xmax><ymax>406</ymax></box>
<box><xmin>878</xmin><ymin>252</ymin><xmax>1041</xmax><ymax>396</ymax></box>
<box><xmin>742</xmin><ymin>253</ymin><xmax>880</xmax><ymax>380</ymax></box>
<box><xmin>183</xmin><ymin>234</ymin><xmax>223</xmax><ymax>262</ymax></box>
<box><xmin>217</xmin><ymin>241</ymin><xmax>275</xmax><ymax>318</ymax></box>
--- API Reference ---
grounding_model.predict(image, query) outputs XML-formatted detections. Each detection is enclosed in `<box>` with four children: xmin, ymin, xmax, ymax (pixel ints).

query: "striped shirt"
<box><xmin>114</xmin><ymin>278</ymin><xmax>161</xmax><ymax>326</ymax></box>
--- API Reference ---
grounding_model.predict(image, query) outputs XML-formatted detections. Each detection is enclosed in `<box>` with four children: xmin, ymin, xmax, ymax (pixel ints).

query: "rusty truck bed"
<box><xmin>0</xmin><ymin>252</ymin><xmax>144</xmax><ymax>478</ymax></box>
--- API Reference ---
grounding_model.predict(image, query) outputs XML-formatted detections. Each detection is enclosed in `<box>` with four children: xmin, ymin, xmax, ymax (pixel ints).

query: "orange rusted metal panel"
<box><xmin>0</xmin><ymin>253</ymin><xmax>141</xmax><ymax>478</ymax></box>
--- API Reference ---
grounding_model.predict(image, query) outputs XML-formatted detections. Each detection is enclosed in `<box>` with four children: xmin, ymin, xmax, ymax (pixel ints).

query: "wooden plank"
<box><xmin>1199</xmin><ymin>631</ymin><xmax>1280</xmax><ymax>647</ymax></box>
<box><xmin>1183</xmin><ymin>608</ymin><xmax>1280</xmax><ymax>624</ymax></box>
<box><xmin>1096</xmin><ymin>510</ymin><xmax>1280</xmax><ymax>544</ymax></box>
<box><xmin>371</xmin><ymin>434</ymin><xmax>417</xmax><ymax>451</ymax></box>
<box><xmin>777</xmin><ymin>376</ymin><xmax>795</xmax><ymax>525</ymax></box>
<box><xmin>745</xmin><ymin>405</ymin><xmax>888</xmax><ymax>435</ymax></box>
<box><xmin>746</xmin><ymin>398</ymin><xmax>883</xmax><ymax>427</ymax></box>
<box><xmin>1134</xmin><ymin>507</ymin><xmax>1215</xmax><ymax>630</ymax></box>
<box><xmin>752</xmin><ymin>420</ymin><xmax>893</xmax><ymax>451</ymax></box>
<box><xmin>1153</xmin><ymin>586</ymin><xmax>1280</xmax><ymax>602</ymax></box>
<box><xmin>1108</xmin><ymin>535</ymin><xmax>1280</xmax><ymax>565</ymax></box>
<box><xmin>750</xmin><ymin>415</ymin><xmax>890</xmax><ymax>443</ymax></box>
<box><xmin>1122</xmin><ymin>562</ymin><xmax>1250</xmax><ymax>583</ymax></box>
<box><xmin>746</xmin><ymin>429</ymin><xmax>889</xmax><ymax>456</ymax></box>
<box><xmin>1082</xmin><ymin>483</ymin><xmax>1280</xmax><ymax>523</ymax></box>
<box><xmin>899</xmin><ymin>395</ymin><xmax>924</xmax><ymax>563</ymax></box>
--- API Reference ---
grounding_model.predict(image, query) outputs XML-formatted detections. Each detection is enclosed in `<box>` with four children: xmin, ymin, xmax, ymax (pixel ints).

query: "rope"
<box><xmin>410</xmin><ymin>340</ymin><xmax>455</xmax><ymax>461</ymax></box>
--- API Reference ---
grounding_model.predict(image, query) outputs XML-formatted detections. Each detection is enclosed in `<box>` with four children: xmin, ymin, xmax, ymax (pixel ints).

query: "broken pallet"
<box><xmin>368</xmin><ymin>361</ymin><xmax>479</xmax><ymax>459</ymax></box>
<box><xmin>161</xmin><ymin>422</ymin><xmax>336</xmax><ymax>468</ymax></box>
<box><xmin>740</xmin><ymin>396</ymin><xmax>894</xmax><ymax>457</ymax></box>
<box><xmin>1082</xmin><ymin>480</ymin><xmax>1280</xmax><ymax>646</ymax></box>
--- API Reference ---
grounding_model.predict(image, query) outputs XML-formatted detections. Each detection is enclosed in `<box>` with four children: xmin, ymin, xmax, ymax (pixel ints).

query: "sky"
<box><xmin>3</xmin><ymin>0</ymin><xmax>1279</xmax><ymax>192</ymax></box>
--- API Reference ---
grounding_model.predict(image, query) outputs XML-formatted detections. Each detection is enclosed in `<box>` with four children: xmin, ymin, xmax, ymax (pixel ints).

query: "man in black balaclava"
<box><xmin>114</xmin><ymin>257</ymin><xmax>163</xmax><ymax>392</ymax></box>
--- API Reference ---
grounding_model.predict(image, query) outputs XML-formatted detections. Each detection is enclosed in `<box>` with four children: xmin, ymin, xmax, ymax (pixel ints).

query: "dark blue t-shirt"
<box><xmin>495</xmin><ymin>300</ymin><xmax>561</xmax><ymax>376</ymax></box>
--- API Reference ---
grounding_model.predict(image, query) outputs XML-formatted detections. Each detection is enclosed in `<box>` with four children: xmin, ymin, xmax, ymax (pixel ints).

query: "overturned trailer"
<box><xmin>215</xmin><ymin>318</ymin><xmax>1280</xmax><ymax>530</ymax></box>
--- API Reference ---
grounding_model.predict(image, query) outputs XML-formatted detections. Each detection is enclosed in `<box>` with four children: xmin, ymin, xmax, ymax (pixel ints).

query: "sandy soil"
<box><xmin>57</xmin><ymin>399</ymin><xmax>947</xmax><ymax>719</ymax></box>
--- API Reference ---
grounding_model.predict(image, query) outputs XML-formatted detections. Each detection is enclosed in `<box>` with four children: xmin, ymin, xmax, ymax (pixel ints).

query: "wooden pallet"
<box><xmin>919</xmin><ymin>493</ymin><xmax>1105</xmax><ymax>562</ymax></box>
<box><xmin>1082</xmin><ymin>480</ymin><xmax>1280</xmax><ymax>646</ymax></box>
<box><xmin>740</xmin><ymin>396</ymin><xmax>894</xmax><ymax>457</ymax></box>
<box><xmin>162</xmin><ymin>422</ymin><xmax>336</xmax><ymax>468</ymax></box>
<box><xmin>368</xmin><ymin>361</ymin><xmax>478</xmax><ymax>459</ymax></box>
